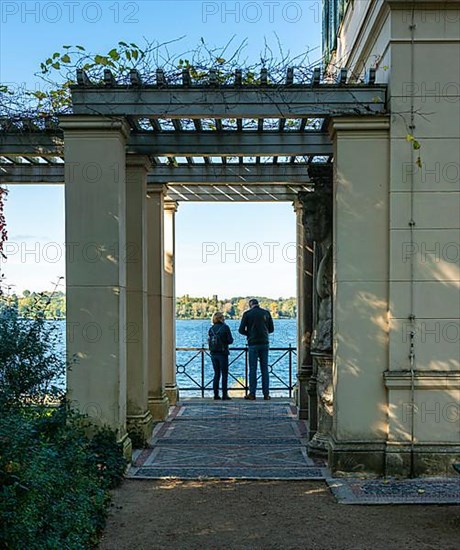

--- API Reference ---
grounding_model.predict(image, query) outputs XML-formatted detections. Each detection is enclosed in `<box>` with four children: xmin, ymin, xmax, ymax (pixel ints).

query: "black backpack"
<box><xmin>208</xmin><ymin>324</ymin><xmax>225</xmax><ymax>353</ymax></box>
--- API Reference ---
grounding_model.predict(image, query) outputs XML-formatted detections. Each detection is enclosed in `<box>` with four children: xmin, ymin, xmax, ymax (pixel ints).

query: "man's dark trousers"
<box><xmin>248</xmin><ymin>344</ymin><xmax>269</xmax><ymax>397</ymax></box>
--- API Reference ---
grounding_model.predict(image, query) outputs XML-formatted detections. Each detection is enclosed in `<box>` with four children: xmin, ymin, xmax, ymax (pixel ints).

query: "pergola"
<box><xmin>0</xmin><ymin>68</ymin><xmax>390</xmax><ymax>470</ymax></box>
<box><xmin>1</xmin><ymin>68</ymin><xmax>386</xmax><ymax>201</ymax></box>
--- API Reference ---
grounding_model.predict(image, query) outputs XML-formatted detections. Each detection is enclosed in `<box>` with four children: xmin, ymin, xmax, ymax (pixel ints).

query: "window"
<box><xmin>322</xmin><ymin>0</ymin><xmax>349</xmax><ymax>65</ymax></box>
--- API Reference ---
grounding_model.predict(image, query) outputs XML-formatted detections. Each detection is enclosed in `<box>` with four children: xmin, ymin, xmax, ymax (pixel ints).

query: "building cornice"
<box><xmin>59</xmin><ymin>115</ymin><xmax>130</xmax><ymax>140</ymax></box>
<box><xmin>384</xmin><ymin>370</ymin><xmax>460</xmax><ymax>389</ymax></box>
<box><xmin>386</xmin><ymin>0</ymin><xmax>460</xmax><ymax>8</ymax></box>
<box><xmin>328</xmin><ymin>116</ymin><xmax>390</xmax><ymax>139</ymax></box>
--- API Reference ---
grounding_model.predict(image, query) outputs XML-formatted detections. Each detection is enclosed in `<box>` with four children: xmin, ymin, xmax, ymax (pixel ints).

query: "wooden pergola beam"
<box><xmin>164</xmin><ymin>183</ymin><xmax>311</xmax><ymax>202</ymax></box>
<box><xmin>0</xmin><ymin>162</ymin><xmax>319</xmax><ymax>185</ymax></box>
<box><xmin>0</xmin><ymin>130</ymin><xmax>333</xmax><ymax>157</ymax></box>
<box><xmin>70</xmin><ymin>85</ymin><xmax>387</xmax><ymax>118</ymax></box>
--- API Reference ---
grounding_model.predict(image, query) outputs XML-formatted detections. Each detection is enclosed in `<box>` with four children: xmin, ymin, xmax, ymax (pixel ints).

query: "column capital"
<box><xmin>164</xmin><ymin>200</ymin><xmax>179</xmax><ymax>213</ymax></box>
<box><xmin>147</xmin><ymin>183</ymin><xmax>168</xmax><ymax>196</ymax></box>
<box><xmin>59</xmin><ymin>115</ymin><xmax>130</xmax><ymax>140</ymax></box>
<box><xmin>328</xmin><ymin>115</ymin><xmax>390</xmax><ymax>140</ymax></box>
<box><xmin>292</xmin><ymin>199</ymin><xmax>303</xmax><ymax>214</ymax></box>
<box><xmin>126</xmin><ymin>155</ymin><xmax>152</xmax><ymax>172</ymax></box>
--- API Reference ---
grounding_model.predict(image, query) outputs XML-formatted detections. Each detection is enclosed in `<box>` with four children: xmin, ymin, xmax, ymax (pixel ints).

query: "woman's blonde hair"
<box><xmin>212</xmin><ymin>311</ymin><xmax>225</xmax><ymax>324</ymax></box>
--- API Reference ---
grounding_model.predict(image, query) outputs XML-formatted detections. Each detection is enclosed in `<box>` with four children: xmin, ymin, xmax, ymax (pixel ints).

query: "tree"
<box><xmin>0</xmin><ymin>187</ymin><xmax>8</xmax><ymax>296</ymax></box>
<box><xmin>237</xmin><ymin>299</ymin><xmax>248</xmax><ymax>316</ymax></box>
<box><xmin>223</xmin><ymin>302</ymin><xmax>235</xmax><ymax>317</ymax></box>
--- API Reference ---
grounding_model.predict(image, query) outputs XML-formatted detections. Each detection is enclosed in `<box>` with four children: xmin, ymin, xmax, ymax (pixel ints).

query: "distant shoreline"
<box><xmin>16</xmin><ymin>317</ymin><xmax>296</xmax><ymax>322</ymax></box>
<box><xmin>5</xmin><ymin>293</ymin><xmax>296</xmax><ymax>321</ymax></box>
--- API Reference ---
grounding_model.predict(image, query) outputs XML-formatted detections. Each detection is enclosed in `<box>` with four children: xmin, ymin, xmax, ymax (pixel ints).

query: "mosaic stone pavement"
<box><xmin>327</xmin><ymin>477</ymin><xmax>460</xmax><ymax>505</ymax></box>
<box><xmin>127</xmin><ymin>400</ymin><xmax>460</xmax><ymax>503</ymax></box>
<box><xmin>128</xmin><ymin>399</ymin><xmax>328</xmax><ymax>480</ymax></box>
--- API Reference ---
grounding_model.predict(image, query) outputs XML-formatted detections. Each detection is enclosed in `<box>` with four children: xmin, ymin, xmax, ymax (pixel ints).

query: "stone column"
<box><xmin>163</xmin><ymin>200</ymin><xmax>179</xmax><ymax>405</ymax></box>
<box><xmin>328</xmin><ymin>116</ymin><xmax>390</xmax><ymax>475</ymax></box>
<box><xmin>299</xmin><ymin>188</ymin><xmax>334</xmax><ymax>455</ymax></box>
<box><xmin>125</xmin><ymin>156</ymin><xmax>153</xmax><ymax>445</ymax></box>
<box><xmin>61</xmin><ymin>115</ymin><xmax>131</xmax><ymax>458</ymax></box>
<box><xmin>307</xmin><ymin>242</ymin><xmax>320</xmax><ymax>440</ymax></box>
<box><xmin>146</xmin><ymin>185</ymin><xmax>169</xmax><ymax>420</ymax></box>
<box><xmin>294</xmin><ymin>199</ymin><xmax>314</xmax><ymax>420</ymax></box>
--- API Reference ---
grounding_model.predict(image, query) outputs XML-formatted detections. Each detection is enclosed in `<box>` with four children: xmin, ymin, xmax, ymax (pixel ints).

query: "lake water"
<box><xmin>54</xmin><ymin>318</ymin><xmax>298</xmax><ymax>397</ymax></box>
<box><xmin>176</xmin><ymin>319</ymin><xmax>297</xmax><ymax>348</ymax></box>
<box><xmin>176</xmin><ymin>319</ymin><xmax>297</xmax><ymax>397</ymax></box>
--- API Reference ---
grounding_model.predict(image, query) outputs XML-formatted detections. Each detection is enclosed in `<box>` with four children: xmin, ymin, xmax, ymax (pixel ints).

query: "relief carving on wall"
<box><xmin>300</xmin><ymin>187</ymin><xmax>333</xmax><ymax>355</ymax></box>
<box><xmin>300</xmin><ymin>185</ymin><xmax>334</xmax><ymax>454</ymax></box>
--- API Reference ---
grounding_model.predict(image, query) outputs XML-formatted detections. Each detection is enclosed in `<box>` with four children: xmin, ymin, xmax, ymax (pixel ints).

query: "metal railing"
<box><xmin>176</xmin><ymin>346</ymin><xmax>296</xmax><ymax>398</ymax></box>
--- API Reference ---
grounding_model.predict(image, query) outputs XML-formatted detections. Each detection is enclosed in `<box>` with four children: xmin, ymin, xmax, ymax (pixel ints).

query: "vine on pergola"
<box><xmin>0</xmin><ymin>187</ymin><xmax>7</xmax><ymax>259</ymax></box>
<box><xmin>0</xmin><ymin>186</ymin><xmax>8</xmax><ymax>296</ymax></box>
<box><xmin>0</xmin><ymin>36</ymin><xmax>331</xmax><ymax>263</ymax></box>
<box><xmin>0</xmin><ymin>37</ymin><xmax>325</xmax><ymax>261</ymax></box>
<box><xmin>0</xmin><ymin>36</ymin><xmax>325</xmax><ymax>123</ymax></box>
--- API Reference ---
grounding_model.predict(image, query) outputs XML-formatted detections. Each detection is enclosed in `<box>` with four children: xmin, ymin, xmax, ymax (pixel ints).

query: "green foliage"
<box><xmin>6</xmin><ymin>291</ymin><xmax>295</xmax><ymax>322</ymax></box>
<box><xmin>176</xmin><ymin>295</ymin><xmax>296</xmax><ymax>320</ymax></box>
<box><xmin>87</xmin><ymin>427</ymin><xmax>127</xmax><ymax>490</ymax></box>
<box><xmin>0</xmin><ymin>406</ymin><xmax>126</xmax><ymax>548</ymax></box>
<box><xmin>0</xmin><ymin>299</ymin><xmax>128</xmax><ymax>548</ymax></box>
<box><xmin>8</xmin><ymin>290</ymin><xmax>66</xmax><ymax>320</ymax></box>
<box><xmin>0</xmin><ymin>187</ymin><xmax>7</xmax><ymax>262</ymax></box>
<box><xmin>0</xmin><ymin>299</ymin><xmax>65</xmax><ymax>409</ymax></box>
<box><xmin>406</xmin><ymin>134</ymin><xmax>421</xmax><ymax>150</ymax></box>
<box><xmin>0</xmin><ymin>38</ymin><xmax>316</xmax><ymax>120</ymax></box>
<box><xmin>406</xmin><ymin>134</ymin><xmax>422</xmax><ymax>168</ymax></box>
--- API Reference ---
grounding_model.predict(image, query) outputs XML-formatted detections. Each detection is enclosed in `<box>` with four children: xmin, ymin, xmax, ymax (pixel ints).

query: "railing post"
<box><xmin>201</xmin><ymin>349</ymin><xmax>205</xmax><ymax>398</ymax></box>
<box><xmin>245</xmin><ymin>347</ymin><xmax>249</xmax><ymax>396</ymax></box>
<box><xmin>176</xmin><ymin>346</ymin><xmax>296</xmax><ymax>398</ymax></box>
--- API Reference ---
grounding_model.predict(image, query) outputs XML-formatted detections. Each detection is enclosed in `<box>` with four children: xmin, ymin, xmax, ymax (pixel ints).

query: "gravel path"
<box><xmin>102</xmin><ymin>400</ymin><xmax>459</xmax><ymax>548</ymax></box>
<box><xmin>101</xmin><ymin>479</ymin><xmax>460</xmax><ymax>550</ymax></box>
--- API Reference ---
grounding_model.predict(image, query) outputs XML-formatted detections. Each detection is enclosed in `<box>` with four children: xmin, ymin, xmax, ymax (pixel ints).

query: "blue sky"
<box><xmin>0</xmin><ymin>1</ymin><xmax>322</xmax><ymax>298</ymax></box>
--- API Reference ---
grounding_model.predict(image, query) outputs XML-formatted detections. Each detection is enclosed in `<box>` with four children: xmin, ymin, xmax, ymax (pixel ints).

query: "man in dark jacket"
<box><xmin>238</xmin><ymin>298</ymin><xmax>274</xmax><ymax>400</ymax></box>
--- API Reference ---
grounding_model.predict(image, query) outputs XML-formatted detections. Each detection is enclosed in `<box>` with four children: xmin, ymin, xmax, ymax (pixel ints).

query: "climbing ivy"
<box><xmin>0</xmin><ymin>161</ymin><xmax>9</xmax><ymax>296</ymax></box>
<box><xmin>406</xmin><ymin>133</ymin><xmax>422</xmax><ymax>168</ymax></box>
<box><xmin>0</xmin><ymin>187</ymin><xmax>8</xmax><ymax>268</ymax></box>
<box><xmin>0</xmin><ymin>37</ymin><xmax>318</xmax><ymax>119</ymax></box>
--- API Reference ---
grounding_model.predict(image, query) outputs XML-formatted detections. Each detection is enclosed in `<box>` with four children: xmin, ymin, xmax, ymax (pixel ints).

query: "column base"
<box><xmin>297</xmin><ymin>366</ymin><xmax>312</xmax><ymax>420</ymax></box>
<box><xmin>308</xmin><ymin>433</ymin><xmax>330</xmax><ymax>457</ymax></box>
<box><xmin>127</xmin><ymin>410</ymin><xmax>154</xmax><ymax>448</ymax></box>
<box><xmin>118</xmin><ymin>432</ymin><xmax>133</xmax><ymax>462</ymax></box>
<box><xmin>293</xmin><ymin>383</ymin><xmax>299</xmax><ymax>407</ymax></box>
<box><xmin>148</xmin><ymin>394</ymin><xmax>170</xmax><ymax>421</ymax></box>
<box><xmin>328</xmin><ymin>437</ymin><xmax>386</xmax><ymax>477</ymax></box>
<box><xmin>309</xmin><ymin>355</ymin><xmax>333</xmax><ymax>454</ymax></box>
<box><xmin>165</xmin><ymin>385</ymin><xmax>179</xmax><ymax>406</ymax></box>
<box><xmin>385</xmin><ymin>442</ymin><xmax>460</xmax><ymax>478</ymax></box>
<box><xmin>306</xmin><ymin>375</ymin><xmax>318</xmax><ymax>436</ymax></box>
<box><xmin>329</xmin><ymin>439</ymin><xmax>460</xmax><ymax>478</ymax></box>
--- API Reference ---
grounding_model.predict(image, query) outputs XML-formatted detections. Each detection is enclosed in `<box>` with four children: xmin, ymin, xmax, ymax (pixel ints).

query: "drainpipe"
<box><xmin>408</xmin><ymin>1</ymin><xmax>417</xmax><ymax>479</ymax></box>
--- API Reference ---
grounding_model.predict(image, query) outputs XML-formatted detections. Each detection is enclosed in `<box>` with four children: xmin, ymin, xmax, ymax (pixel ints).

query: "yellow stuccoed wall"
<box><xmin>328</xmin><ymin>0</ymin><xmax>460</xmax><ymax>476</ymax></box>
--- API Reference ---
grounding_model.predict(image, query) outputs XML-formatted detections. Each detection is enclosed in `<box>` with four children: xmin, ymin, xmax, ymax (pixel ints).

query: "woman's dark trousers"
<box><xmin>211</xmin><ymin>353</ymin><xmax>229</xmax><ymax>397</ymax></box>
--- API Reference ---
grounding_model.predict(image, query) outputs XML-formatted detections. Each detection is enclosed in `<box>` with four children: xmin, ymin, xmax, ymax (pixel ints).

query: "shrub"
<box><xmin>0</xmin><ymin>298</ymin><xmax>65</xmax><ymax>409</ymax></box>
<box><xmin>0</xmin><ymin>299</ymin><xmax>128</xmax><ymax>548</ymax></box>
